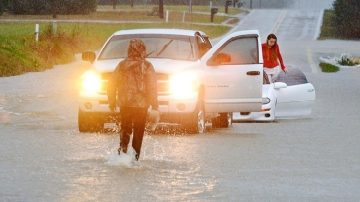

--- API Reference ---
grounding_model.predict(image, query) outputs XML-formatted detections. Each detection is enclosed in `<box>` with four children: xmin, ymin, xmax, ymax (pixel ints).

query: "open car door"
<box><xmin>275</xmin><ymin>68</ymin><xmax>316</xmax><ymax>117</ymax></box>
<box><xmin>200</xmin><ymin>30</ymin><xmax>263</xmax><ymax>113</ymax></box>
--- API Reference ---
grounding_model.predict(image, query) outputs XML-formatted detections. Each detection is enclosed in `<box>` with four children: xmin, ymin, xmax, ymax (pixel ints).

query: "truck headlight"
<box><xmin>80</xmin><ymin>70</ymin><xmax>102</xmax><ymax>96</ymax></box>
<box><xmin>169</xmin><ymin>73</ymin><xmax>199</xmax><ymax>99</ymax></box>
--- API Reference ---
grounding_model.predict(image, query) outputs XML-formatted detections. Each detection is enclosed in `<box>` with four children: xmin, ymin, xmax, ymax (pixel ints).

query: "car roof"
<box><xmin>113</xmin><ymin>29</ymin><xmax>201</xmax><ymax>37</ymax></box>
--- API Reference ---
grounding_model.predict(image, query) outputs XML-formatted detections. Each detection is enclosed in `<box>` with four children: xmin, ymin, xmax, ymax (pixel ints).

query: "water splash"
<box><xmin>105</xmin><ymin>147</ymin><xmax>140</xmax><ymax>168</ymax></box>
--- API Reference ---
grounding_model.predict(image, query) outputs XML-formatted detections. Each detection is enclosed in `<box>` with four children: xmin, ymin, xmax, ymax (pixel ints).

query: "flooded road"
<box><xmin>1</xmin><ymin>0</ymin><xmax>360</xmax><ymax>201</ymax></box>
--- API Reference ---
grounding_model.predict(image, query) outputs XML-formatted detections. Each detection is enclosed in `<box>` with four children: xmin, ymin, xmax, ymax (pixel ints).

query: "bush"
<box><xmin>333</xmin><ymin>0</ymin><xmax>360</xmax><ymax>39</ymax></box>
<box><xmin>9</xmin><ymin>0</ymin><xmax>97</xmax><ymax>15</ymax></box>
<box><xmin>338</xmin><ymin>54</ymin><xmax>356</xmax><ymax>66</ymax></box>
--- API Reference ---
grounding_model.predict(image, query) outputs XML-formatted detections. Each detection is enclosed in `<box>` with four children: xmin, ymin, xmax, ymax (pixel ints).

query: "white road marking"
<box><xmin>271</xmin><ymin>10</ymin><xmax>288</xmax><ymax>34</ymax></box>
<box><xmin>307</xmin><ymin>47</ymin><xmax>319</xmax><ymax>74</ymax></box>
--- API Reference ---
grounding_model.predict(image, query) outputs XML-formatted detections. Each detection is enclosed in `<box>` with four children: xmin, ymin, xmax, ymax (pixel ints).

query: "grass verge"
<box><xmin>319</xmin><ymin>62</ymin><xmax>340</xmax><ymax>73</ymax></box>
<box><xmin>0</xmin><ymin>22</ymin><xmax>230</xmax><ymax>77</ymax></box>
<box><xmin>319</xmin><ymin>9</ymin><xmax>336</xmax><ymax>39</ymax></box>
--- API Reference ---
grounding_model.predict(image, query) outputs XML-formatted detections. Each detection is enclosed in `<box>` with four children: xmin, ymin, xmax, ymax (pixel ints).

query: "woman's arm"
<box><xmin>276</xmin><ymin>45</ymin><xmax>287</xmax><ymax>71</ymax></box>
<box><xmin>107</xmin><ymin>65</ymin><xmax>121</xmax><ymax>111</ymax></box>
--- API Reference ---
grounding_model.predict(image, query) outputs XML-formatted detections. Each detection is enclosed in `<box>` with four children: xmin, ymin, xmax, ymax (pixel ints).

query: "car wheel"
<box><xmin>78</xmin><ymin>109</ymin><xmax>104</xmax><ymax>133</ymax></box>
<box><xmin>183</xmin><ymin>102</ymin><xmax>206</xmax><ymax>134</ymax></box>
<box><xmin>212</xmin><ymin>113</ymin><xmax>232</xmax><ymax>128</ymax></box>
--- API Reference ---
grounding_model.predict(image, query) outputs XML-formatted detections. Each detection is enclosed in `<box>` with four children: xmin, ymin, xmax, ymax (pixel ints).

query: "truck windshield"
<box><xmin>98</xmin><ymin>34</ymin><xmax>196</xmax><ymax>61</ymax></box>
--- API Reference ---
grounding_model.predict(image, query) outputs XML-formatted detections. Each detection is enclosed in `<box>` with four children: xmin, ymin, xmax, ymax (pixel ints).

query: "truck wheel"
<box><xmin>183</xmin><ymin>102</ymin><xmax>205</xmax><ymax>134</ymax></box>
<box><xmin>78</xmin><ymin>109</ymin><xmax>104</xmax><ymax>133</ymax></box>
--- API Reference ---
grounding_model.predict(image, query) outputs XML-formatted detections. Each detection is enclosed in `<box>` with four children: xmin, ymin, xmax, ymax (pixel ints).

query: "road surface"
<box><xmin>1</xmin><ymin>0</ymin><xmax>360</xmax><ymax>201</ymax></box>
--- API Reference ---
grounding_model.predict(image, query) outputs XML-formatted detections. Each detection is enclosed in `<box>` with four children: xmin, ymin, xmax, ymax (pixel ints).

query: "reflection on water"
<box><xmin>55</xmin><ymin>134</ymin><xmax>219</xmax><ymax>201</ymax></box>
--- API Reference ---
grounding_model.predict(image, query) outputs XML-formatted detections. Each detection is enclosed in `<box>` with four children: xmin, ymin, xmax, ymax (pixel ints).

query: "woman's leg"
<box><xmin>263</xmin><ymin>67</ymin><xmax>274</xmax><ymax>82</ymax></box>
<box><xmin>264</xmin><ymin>66</ymin><xmax>280</xmax><ymax>82</ymax></box>
<box><xmin>119</xmin><ymin>107</ymin><xmax>132</xmax><ymax>153</ymax></box>
<box><xmin>271</xmin><ymin>66</ymin><xmax>281</xmax><ymax>82</ymax></box>
<box><xmin>131</xmin><ymin>107</ymin><xmax>148</xmax><ymax>160</ymax></box>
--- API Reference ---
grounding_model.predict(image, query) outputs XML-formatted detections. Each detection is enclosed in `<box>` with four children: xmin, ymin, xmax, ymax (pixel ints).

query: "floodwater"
<box><xmin>1</xmin><ymin>0</ymin><xmax>360</xmax><ymax>201</ymax></box>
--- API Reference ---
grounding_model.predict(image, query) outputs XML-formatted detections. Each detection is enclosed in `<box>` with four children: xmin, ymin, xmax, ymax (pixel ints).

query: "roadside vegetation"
<box><xmin>319</xmin><ymin>62</ymin><xmax>340</xmax><ymax>73</ymax></box>
<box><xmin>338</xmin><ymin>54</ymin><xmax>360</xmax><ymax>66</ymax></box>
<box><xmin>0</xmin><ymin>22</ymin><xmax>230</xmax><ymax>77</ymax></box>
<box><xmin>319</xmin><ymin>10</ymin><xmax>336</xmax><ymax>39</ymax></box>
<box><xmin>319</xmin><ymin>0</ymin><xmax>360</xmax><ymax>40</ymax></box>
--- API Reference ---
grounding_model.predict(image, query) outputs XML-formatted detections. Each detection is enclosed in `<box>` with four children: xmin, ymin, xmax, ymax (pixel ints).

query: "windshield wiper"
<box><xmin>146</xmin><ymin>50</ymin><xmax>156</xmax><ymax>57</ymax></box>
<box><xmin>156</xmin><ymin>39</ymin><xmax>174</xmax><ymax>57</ymax></box>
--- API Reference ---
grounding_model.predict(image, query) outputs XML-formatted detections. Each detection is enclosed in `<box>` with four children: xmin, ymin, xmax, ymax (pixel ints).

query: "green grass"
<box><xmin>319</xmin><ymin>9</ymin><xmax>336</xmax><ymax>39</ymax></box>
<box><xmin>319</xmin><ymin>62</ymin><xmax>340</xmax><ymax>73</ymax></box>
<box><xmin>0</xmin><ymin>22</ymin><xmax>230</xmax><ymax>77</ymax></box>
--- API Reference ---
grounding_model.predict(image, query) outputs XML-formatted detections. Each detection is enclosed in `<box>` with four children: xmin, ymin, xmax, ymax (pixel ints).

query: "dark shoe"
<box><xmin>117</xmin><ymin>147</ymin><xmax>127</xmax><ymax>155</ymax></box>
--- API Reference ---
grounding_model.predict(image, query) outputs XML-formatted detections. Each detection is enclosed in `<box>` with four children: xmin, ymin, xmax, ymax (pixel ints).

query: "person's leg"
<box><xmin>131</xmin><ymin>107</ymin><xmax>148</xmax><ymax>160</ymax></box>
<box><xmin>263</xmin><ymin>67</ymin><xmax>274</xmax><ymax>82</ymax></box>
<box><xmin>271</xmin><ymin>66</ymin><xmax>281</xmax><ymax>82</ymax></box>
<box><xmin>119</xmin><ymin>107</ymin><xmax>132</xmax><ymax>154</ymax></box>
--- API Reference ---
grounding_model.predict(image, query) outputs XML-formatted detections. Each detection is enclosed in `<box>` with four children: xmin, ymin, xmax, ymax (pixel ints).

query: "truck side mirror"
<box><xmin>82</xmin><ymin>51</ymin><xmax>96</xmax><ymax>63</ymax></box>
<box><xmin>207</xmin><ymin>53</ymin><xmax>231</xmax><ymax>66</ymax></box>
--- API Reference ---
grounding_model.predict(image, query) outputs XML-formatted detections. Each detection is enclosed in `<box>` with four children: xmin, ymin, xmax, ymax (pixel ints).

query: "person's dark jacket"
<box><xmin>107</xmin><ymin>58</ymin><xmax>158</xmax><ymax>110</ymax></box>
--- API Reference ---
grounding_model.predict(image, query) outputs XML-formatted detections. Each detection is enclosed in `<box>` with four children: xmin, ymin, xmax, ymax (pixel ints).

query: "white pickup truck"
<box><xmin>79</xmin><ymin>29</ymin><xmax>264</xmax><ymax>133</ymax></box>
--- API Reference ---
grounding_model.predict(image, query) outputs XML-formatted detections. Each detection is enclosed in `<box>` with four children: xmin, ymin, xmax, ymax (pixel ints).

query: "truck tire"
<box><xmin>78</xmin><ymin>109</ymin><xmax>104</xmax><ymax>133</ymax></box>
<box><xmin>183</xmin><ymin>102</ymin><xmax>206</xmax><ymax>134</ymax></box>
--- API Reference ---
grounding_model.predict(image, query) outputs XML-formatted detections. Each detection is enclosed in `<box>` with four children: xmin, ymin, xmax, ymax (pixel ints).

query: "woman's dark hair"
<box><xmin>266</xmin><ymin>34</ymin><xmax>278</xmax><ymax>62</ymax></box>
<box><xmin>267</xmin><ymin>34</ymin><xmax>277</xmax><ymax>46</ymax></box>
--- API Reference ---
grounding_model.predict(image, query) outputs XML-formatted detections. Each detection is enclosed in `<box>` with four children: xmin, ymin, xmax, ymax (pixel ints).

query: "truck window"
<box><xmin>215</xmin><ymin>37</ymin><xmax>259</xmax><ymax>65</ymax></box>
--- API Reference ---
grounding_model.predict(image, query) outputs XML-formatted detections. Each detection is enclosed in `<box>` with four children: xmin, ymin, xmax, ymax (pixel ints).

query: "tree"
<box><xmin>333</xmin><ymin>0</ymin><xmax>360</xmax><ymax>39</ymax></box>
<box><xmin>0</xmin><ymin>0</ymin><xmax>3</xmax><ymax>15</ymax></box>
<box><xmin>159</xmin><ymin>0</ymin><xmax>164</xmax><ymax>19</ymax></box>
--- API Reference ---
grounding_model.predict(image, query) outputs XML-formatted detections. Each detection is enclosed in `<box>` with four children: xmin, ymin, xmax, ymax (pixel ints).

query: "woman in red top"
<box><xmin>262</xmin><ymin>34</ymin><xmax>287</xmax><ymax>82</ymax></box>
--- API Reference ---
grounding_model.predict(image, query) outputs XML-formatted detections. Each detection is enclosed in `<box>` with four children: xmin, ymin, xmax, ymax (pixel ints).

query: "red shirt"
<box><xmin>262</xmin><ymin>43</ymin><xmax>286</xmax><ymax>70</ymax></box>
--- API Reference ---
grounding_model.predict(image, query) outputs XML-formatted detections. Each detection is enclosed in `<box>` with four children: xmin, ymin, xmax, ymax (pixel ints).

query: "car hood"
<box><xmin>92</xmin><ymin>58</ymin><xmax>199</xmax><ymax>75</ymax></box>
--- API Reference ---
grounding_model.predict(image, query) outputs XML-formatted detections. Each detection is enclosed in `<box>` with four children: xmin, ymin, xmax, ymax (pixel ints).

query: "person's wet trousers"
<box><xmin>119</xmin><ymin>107</ymin><xmax>148</xmax><ymax>160</ymax></box>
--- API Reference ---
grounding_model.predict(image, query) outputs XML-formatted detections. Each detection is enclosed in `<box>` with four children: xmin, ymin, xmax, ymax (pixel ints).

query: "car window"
<box><xmin>215</xmin><ymin>37</ymin><xmax>259</xmax><ymax>65</ymax></box>
<box><xmin>275</xmin><ymin>67</ymin><xmax>309</xmax><ymax>86</ymax></box>
<box><xmin>98</xmin><ymin>34</ymin><xmax>196</xmax><ymax>61</ymax></box>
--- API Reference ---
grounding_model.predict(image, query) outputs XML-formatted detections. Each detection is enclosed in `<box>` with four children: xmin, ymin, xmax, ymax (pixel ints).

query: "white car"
<box><xmin>232</xmin><ymin>67</ymin><xmax>316</xmax><ymax>122</ymax></box>
<box><xmin>79</xmin><ymin>29</ymin><xmax>265</xmax><ymax>133</ymax></box>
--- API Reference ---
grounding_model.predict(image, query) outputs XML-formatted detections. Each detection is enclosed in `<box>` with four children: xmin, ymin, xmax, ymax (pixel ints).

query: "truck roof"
<box><xmin>112</xmin><ymin>29</ymin><xmax>202</xmax><ymax>37</ymax></box>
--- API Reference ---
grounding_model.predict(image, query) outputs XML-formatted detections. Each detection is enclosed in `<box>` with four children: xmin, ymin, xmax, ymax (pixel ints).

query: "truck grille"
<box><xmin>99</xmin><ymin>72</ymin><xmax>169</xmax><ymax>96</ymax></box>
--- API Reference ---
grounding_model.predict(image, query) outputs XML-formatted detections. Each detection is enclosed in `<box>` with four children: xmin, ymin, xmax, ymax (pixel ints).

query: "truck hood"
<box><xmin>92</xmin><ymin>58</ymin><xmax>200</xmax><ymax>75</ymax></box>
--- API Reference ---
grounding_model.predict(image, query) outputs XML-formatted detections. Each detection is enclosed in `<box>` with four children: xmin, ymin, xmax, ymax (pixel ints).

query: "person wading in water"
<box><xmin>108</xmin><ymin>39</ymin><xmax>158</xmax><ymax>161</ymax></box>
